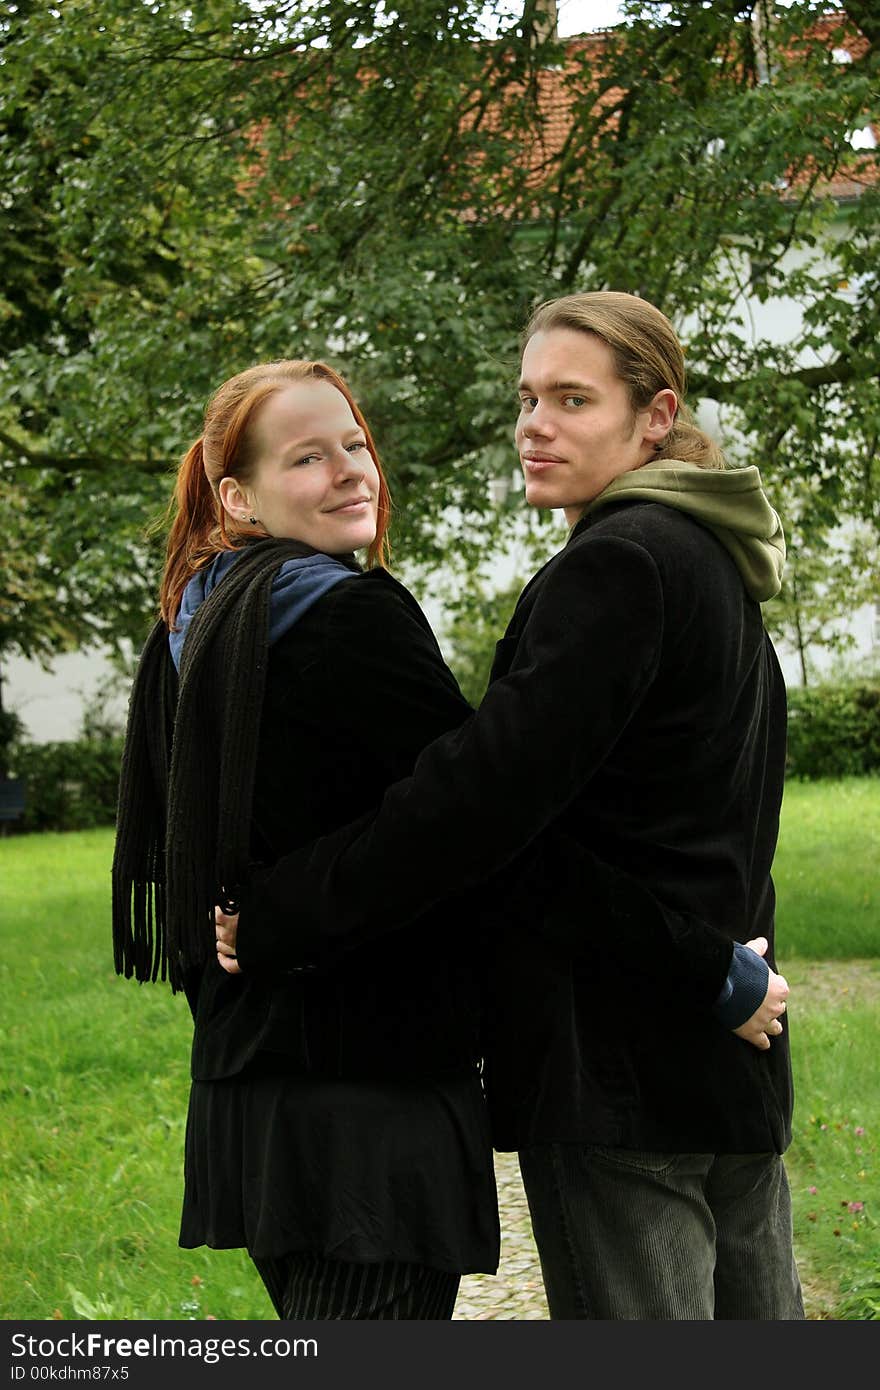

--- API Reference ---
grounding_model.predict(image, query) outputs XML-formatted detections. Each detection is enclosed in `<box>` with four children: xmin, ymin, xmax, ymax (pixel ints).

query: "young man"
<box><xmin>223</xmin><ymin>292</ymin><xmax>803</xmax><ymax>1319</ymax></box>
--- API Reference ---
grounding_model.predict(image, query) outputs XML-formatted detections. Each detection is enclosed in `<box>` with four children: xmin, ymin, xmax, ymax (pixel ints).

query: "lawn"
<box><xmin>1</xmin><ymin>830</ymin><xmax>268</xmax><ymax>1321</ymax></box>
<box><xmin>1</xmin><ymin>777</ymin><xmax>877</xmax><ymax>1320</ymax></box>
<box><xmin>774</xmin><ymin>777</ymin><xmax>879</xmax><ymax>960</ymax></box>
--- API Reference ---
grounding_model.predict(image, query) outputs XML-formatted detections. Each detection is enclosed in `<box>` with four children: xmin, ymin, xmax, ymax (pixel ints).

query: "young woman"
<box><xmin>112</xmin><ymin>359</ymin><xmax>499</xmax><ymax>1320</ymax></box>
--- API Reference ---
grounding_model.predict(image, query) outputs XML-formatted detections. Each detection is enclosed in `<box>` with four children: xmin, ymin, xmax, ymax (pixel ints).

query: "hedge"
<box><xmin>8</xmin><ymin>736</ymin><xmax>124</xmax><ymax>833</ymax></box>
<box><xmin>785</xmin><ymin>683</ymin><xmax>880</xmax><ymax>780</ymax></box>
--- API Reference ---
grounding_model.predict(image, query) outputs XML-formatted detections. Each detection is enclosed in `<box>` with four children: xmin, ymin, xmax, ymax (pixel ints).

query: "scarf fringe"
<box><xmin>112</xmin><ymin>539</ymin><xmax>316</xmax><ymax>992</ymax></box>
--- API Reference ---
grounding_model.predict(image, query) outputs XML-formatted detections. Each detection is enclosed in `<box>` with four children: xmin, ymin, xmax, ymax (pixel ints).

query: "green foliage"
<box><xmin>763</xmin><ymin>507</ymin><xmax>880</xmax><ymax>687</ymax></box>
<box><xmin>9</xmin><ymin>736</ymin><xmax>123</xmax><ymax>833</ymax></box>
<box><xmin>0</xmin><ymin>702</ymin><xmax>24</xmax><ymax>770</ymax></box>
<box><xmin>785</xmin><ymin>683</ymin><xmax>880</xmax><ymax>779</ymax></box>
<box><xmin>838</xmin><ymin>1280</ymin><xmax>880</xmax><ymax>1320</ymax></box>
<box><xmin>2</xmin><ymin>0</ymin><xmax>879</xmax><ymax>671</ymax></box>
<box><xmin>443</xmin><ymin>577</ymin><xmax>526</xmax><ymax>706</ymax></box>
<box><xmin>0</xmin><ymin>470</ymin><xmax>167</xmax><ymax>666</ymax></box>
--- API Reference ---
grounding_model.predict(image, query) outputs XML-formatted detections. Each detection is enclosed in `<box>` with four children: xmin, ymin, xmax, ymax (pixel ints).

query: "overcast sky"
<box><xmin>556</xmin><ymin>1</ymin><xmax>626</xmax><ymax>33</ymax></box>
<box><xmin>554</xmin><ymin>1</ymin><xmax>798</xmax><ymax>32</ymax></box>
<box><xmin>488</xmin><ymin>2</ymin><xmax>628</xmax><ymax>36</ymax></box>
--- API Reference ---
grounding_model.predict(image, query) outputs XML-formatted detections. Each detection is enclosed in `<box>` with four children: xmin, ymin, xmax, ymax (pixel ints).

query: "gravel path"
<box><xmin>453</xmin><ymin>1152</ymin><xmax>549</xmax><ymax>1320</ymax></box>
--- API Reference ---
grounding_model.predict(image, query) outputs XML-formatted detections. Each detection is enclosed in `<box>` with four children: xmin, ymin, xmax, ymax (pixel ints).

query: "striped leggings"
<box><xmin>252</xmin><ymin>1253</ymin><xmax>461</xmax><ymax>1320</ymax></box>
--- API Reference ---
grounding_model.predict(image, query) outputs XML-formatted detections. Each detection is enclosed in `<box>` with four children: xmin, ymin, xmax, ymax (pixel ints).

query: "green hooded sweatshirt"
<box><xmin>582</xmin><ymin>459</ymin><xmax>786</xmax><ymax>603</ymax></box>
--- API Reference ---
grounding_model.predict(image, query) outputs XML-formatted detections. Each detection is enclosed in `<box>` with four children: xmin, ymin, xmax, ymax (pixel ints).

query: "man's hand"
<box><xmin>216</xmin><ymin>905</ymin><xmax>242</xmax><ymax>975</ymax></box>
<box><xmin>732</xmin><ymin>936</ymin><xmax>788</xmax><ymax>1050</ymax></box>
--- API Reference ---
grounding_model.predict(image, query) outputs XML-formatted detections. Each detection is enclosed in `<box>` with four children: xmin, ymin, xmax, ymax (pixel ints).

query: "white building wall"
<box><xmin>5</xmin><ymin>650</ymin><xmax>130</xmax><ymax>744</ymax></box>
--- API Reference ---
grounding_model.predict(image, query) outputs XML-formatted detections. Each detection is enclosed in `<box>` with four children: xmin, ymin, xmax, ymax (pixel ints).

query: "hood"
<box><xmin>169</xmin><ymin>548</ymin><xmax>356</xmax><ymax>670</ymax></box>
<box><xmin>584</xmin><ymin>460</ymin><xmax>785</xmax><ymax>602</ymax></box>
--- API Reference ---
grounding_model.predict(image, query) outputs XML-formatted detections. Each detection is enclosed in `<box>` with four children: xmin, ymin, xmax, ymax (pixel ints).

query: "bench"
<box><xmin>0</xmin><ymin>778</ymin><xmax>26</xmax><ymax>827</ymax></box>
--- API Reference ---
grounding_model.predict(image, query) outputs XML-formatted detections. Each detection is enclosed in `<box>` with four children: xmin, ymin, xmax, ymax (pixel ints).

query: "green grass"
<box><xmin>774</xmin><ymin>778</ymin><xmax>879</xmax><ymax>959</ymax></box>
<box><xmin>784</xmin><ymin>962</ymin><xmax>880</xmax><ymax>1318</ymax></box>
<box><xmin>0</xmin><ymin>830</ymin><xmax>272</xmax><ymax>1321</ymax></box>
<box><xmin>1</xmin><ymin>779</ymin><xmax>878</xmax><ymax>1320</ymax></box>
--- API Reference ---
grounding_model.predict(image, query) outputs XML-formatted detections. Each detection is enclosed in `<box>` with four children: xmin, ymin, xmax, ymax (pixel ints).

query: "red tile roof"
<box><xmin>509</xmin><ymin>20</ymin><xmax>877</xmax><ymax>207</ymax></box>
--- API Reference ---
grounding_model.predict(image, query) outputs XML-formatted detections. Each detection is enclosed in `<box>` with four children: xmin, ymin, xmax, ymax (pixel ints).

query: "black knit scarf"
<box><xmin>111</xmin><ymin>538</ymin><xmax>347</xmax><ymax>992</ymax></box>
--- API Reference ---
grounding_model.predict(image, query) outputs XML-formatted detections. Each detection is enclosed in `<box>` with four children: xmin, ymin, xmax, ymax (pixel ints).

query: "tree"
<box><xmin>442</xmin><ymin>576</ymin><xmax>528</xmax><ymax>706</ymax></box>
<box><xmin>763</xmin><ymin>506</ymin><xmax>880</xmax><ymax>685</ymax></box>
<box><xmin>2</xmin><ymin>0</ymin><xmax>878</xmax><ymax>754</ymax></box>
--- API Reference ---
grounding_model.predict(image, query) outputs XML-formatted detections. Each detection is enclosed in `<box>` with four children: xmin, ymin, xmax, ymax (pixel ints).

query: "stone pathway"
<box><xmin>453</xmin><ymin>1152</ymin><xmax>549</xmax><ymax>1320</ymax></box>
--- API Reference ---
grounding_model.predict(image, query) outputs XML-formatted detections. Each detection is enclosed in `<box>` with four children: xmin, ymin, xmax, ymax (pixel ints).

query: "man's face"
<box><xmin>516</xmin><ymin>327</ymin><xmax>663</xmax><ymax>526</ymax></box>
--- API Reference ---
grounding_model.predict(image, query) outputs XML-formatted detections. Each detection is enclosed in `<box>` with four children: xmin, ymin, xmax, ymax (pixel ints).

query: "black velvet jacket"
<box><xmin>481</xmin><ymin>503</ymin><xmax>792</xmax><ymax>1152</ymax></box>
<box><xmin>188</xmin><ymin>567</ymin><xmax>484</xmax><ymax>1083</ymax></box>
<box><xmin>236</xmin><ymin>503</ymin><xmax>793</xmax><ymax>1154</ymax></box>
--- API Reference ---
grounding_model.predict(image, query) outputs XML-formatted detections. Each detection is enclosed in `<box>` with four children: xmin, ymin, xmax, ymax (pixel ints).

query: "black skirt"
<box><xmin>178</xmin><ymin>1062</ymin><xmax>500</xmax><ymax>1276</ymax></box>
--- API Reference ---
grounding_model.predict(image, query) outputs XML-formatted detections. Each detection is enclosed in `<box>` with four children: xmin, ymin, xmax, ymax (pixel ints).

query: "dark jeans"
<box><xmin>253</xmin><ymin>1254</ymin><xmax>461</xmax><ymax>1320</ymax></box>
<box><xmin>519</xmin><ymin>1144</ymin><xmax>805</xmax><ymax>1320</ymax></box>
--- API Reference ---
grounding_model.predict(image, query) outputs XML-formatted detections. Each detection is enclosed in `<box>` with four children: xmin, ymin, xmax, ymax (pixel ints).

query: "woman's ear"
<box><xmin>218</xmin><ymin>475</ymin><xmax>252</xmax><ymax>523</ymax></box>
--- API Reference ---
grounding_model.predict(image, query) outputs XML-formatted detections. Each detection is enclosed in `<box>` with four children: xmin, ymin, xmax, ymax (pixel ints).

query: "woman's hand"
<box><xmin>215</xmin><ymin>905</ymin><xmax>242</xmax><ymax>975</ymax></box>
<box><xmin>732</xmin><ymin>936</ymin><xmax>789</xmax><ymax>1050</ymax></box>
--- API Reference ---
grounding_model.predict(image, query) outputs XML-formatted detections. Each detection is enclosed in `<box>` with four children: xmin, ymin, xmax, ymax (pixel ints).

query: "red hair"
<box><xmin>160</xmin><ymin>360</ymin><xmax>392</xmax><ymax>627</ymax></box>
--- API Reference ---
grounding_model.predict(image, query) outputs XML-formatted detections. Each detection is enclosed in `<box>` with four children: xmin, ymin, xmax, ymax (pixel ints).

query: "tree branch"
<box><xmin>0</xmin><ymin>430</ymin><xmax>173</xmax><ymax>476</ymax></box>
<box><xmin>689</xmin><ymin>356</ymin><xmax>862</xmax><ymax>403</ymax></box>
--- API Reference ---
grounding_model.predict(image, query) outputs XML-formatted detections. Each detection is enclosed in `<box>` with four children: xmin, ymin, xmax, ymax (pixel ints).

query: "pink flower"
<box><xmin>855</xmin><ymin>1127</ymin><xmax>865</xmax><ymax>1137</ymax></box>
<box><xmin>809</xmin><ymin>1186</ymin><xmax>818</xmax><ymax>1195</ymax></box>
<box><xmin>847</xmin><ymin>1201</ymin><xmax>864</xmax><ymax>1214</ymax></box>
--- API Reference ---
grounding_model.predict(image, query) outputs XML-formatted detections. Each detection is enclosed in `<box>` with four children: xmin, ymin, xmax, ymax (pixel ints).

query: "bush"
<box><xmin>785</xmin><ymin>683</ymin><xmax>880</xmax><ymax>779</ymax></box>
<box><xmin>8</xmin><ymin>735</ymin><xmax>124</xmax><ymax>832</ymax></box>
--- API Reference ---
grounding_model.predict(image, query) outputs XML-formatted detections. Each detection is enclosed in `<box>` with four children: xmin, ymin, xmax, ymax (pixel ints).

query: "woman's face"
<box><xmin>231</xmin><ymin>379</ymin><xmax>380</xmax><ymax>553</ymax></box>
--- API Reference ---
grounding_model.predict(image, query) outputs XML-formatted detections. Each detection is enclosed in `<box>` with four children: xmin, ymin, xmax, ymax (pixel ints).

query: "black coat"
<box><xmin>481</xmin><ymin>503</ymin><xmax>792</xmax><ymax>1152</ymax></box>
<box><xmin>237</xmin><ymin>503</ymin><xmax>793</xmax><ymax>1154</ymax></box>
<box><xmin>189</xmin><ymin>567</ymin><xmax>484</xmax><ymax>1083</ymax></box>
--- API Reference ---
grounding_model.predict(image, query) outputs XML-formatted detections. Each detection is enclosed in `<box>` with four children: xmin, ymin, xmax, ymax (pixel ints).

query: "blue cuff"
<box><xmin>712</xmin><ymin>942</ymin><xmax>770</xmax><ymax>1030</ymax></box>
